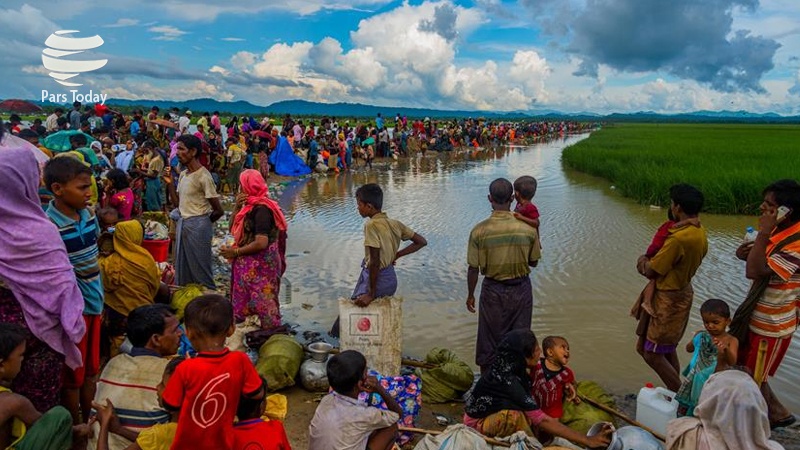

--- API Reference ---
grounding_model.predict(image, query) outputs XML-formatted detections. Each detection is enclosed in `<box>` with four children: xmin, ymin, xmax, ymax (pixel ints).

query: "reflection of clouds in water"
<box><xmin>278</xmin><ymin>135</ymin><xmax>799</xmax><ymax>411</ymax></box>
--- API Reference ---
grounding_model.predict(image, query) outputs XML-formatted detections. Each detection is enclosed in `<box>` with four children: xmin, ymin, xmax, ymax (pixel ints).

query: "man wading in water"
<box><xmin>466</xmin><ymin>178</ymin><xmax>541</xmax><ymax>374</ymax></box>
<box><xmin>634</xmin><ymin>184</ymin><xmax>707</xmax><ymax>392</ymax></box>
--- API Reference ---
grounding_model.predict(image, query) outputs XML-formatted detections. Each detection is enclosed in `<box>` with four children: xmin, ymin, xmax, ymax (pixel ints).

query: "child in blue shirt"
<box><xmin>43</xmin><ymin>156</ymin><xmax>104</xmax><ymax>425</ymax></box>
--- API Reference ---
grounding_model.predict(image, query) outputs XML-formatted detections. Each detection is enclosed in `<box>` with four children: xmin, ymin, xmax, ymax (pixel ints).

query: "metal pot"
<box><xmin>300</xmin><ymin>342</ymin><xmax>333</xmax><ymax>391</ymax></box>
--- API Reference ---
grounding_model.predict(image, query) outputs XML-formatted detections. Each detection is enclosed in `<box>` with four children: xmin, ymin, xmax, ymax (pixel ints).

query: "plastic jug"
<box><xmin>744</xmin><ymin>226</ymin><xmax>758</xmax><ymax>243</ymax></box>
<box><xmin>636</xmin><ymin>383</ymin><xmax>678</xmax><ymax>437</ymax></box>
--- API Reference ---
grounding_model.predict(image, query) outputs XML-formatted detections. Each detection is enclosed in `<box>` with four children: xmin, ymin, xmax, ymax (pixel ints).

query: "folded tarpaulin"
<box><xmin>268</xmin><ymin>136</ymin><xmax>311</xmax><ymax>176</ymax></box>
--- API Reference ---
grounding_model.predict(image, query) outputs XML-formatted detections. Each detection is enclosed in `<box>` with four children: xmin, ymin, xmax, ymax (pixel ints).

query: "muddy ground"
<box><xmin>281</xmin><ymin>386</ymin><xmax>800</xmax><ymax>449</ymax></box>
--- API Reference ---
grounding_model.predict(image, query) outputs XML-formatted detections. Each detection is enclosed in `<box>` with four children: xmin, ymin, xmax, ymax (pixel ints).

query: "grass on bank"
<box><xmin>561</xmin><ymin>123</ymin><xmax>800</xmax><ymax>215</ymax></box>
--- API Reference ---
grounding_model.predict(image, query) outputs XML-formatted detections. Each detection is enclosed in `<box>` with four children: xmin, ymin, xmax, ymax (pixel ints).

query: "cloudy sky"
<box><xmin>2</xmin><ymin>0</ymin><xmax>800</xmax><ymax>114</ymax></box>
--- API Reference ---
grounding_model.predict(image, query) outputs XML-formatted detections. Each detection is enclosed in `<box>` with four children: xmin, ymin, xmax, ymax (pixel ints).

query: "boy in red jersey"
<box><xmin>161</xmin><ymin>295</ymin><xmax>265</xmax><ymax>450</ymax></box>
<box><xmin>233</xmin><ymin>396</ymin><xmax>291</xmax><ymax>449</ymax></box>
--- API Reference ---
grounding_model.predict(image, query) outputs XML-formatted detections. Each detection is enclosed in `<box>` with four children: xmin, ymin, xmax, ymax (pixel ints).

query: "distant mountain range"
<box><xmin>30</xmin><ymin>97</ymin><xmax>800</xmax><ymax>123</ymax></box>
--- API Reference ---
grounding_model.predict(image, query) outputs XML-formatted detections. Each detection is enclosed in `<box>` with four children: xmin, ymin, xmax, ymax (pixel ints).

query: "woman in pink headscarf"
<box><xmin>219</xmin><ymin>169</ymin><xmax>287</xmax><ymax>328</ymax></box>
<box><xmin>0</xmin><ymin>122</ymin><xmax>85</xmax><ymax>412</ymax></box>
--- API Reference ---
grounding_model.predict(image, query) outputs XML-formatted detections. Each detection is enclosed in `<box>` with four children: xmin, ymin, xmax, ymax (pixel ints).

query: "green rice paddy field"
<box><xmin>562</xmin><ymin>123</ymin><xmax>800</xmax><ymax>214</ymax></box>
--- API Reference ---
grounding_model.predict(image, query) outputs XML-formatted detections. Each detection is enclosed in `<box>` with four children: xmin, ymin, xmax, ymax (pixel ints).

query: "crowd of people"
<box><xmin>0</xmin><ymin>101</ymin><xmax>797</xmax><ymax>450</ymax></box>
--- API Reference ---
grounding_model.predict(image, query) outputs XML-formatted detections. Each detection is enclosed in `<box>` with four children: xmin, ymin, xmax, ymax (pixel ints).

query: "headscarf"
<box><xmin>465</xmin><ymin>329</ymin><xmax>539</xmax><ymax>419</ymax></box>
<box><xmin>0</xmin><ymin>147</ymin><xmax>85</xmax><ymax>369</ymax></box>
<box><xmin>231</xmin><ymin>169</ymin><xmax>287</xmax><ymax>245</ymax></box>
<box><xmin>99</xmin><ymin>220</ymin><xmax>160</xmax><ymax>316</ymax></box>
<box><xmin>667</xmin><ymin>370</ymin><xmax>784</xmax><ymax>450</ymax></box>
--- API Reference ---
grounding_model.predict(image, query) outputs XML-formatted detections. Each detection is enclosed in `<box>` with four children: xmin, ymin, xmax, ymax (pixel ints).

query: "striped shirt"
<box><xmin>751</xmin><ymin>221</ymin><xmax>800</xmax><ymax>338</ymax></box>
<box><xmin>46</xmin><ymin>202</ymin><xmax>104</xmax><ymax>315</ymax></box>
<box><xmin>468</xmin><ymin>210</ymin><xmax>541</xmax><ymax>281</ymax></box>
<box><xmin>89</xmin><ymin>353</ymin><xmax>171</xmax><ymax>450</ymax></box>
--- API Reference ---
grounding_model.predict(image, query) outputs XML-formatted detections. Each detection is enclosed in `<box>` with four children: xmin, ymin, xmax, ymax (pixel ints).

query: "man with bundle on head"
<box><xmin>466</xmin><ymin>178</ymin><xmax>541</xmax><ymax>374</ymax></box>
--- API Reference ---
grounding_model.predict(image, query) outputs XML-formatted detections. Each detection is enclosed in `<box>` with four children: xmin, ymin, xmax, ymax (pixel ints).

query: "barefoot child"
<box><xmin>331</xmin><ymin>184</ymin><xmax>427</xmax><ymax>336</ymax></box>
<box><xmin>351</xmin><ymin>184</ymin><xmax>427</xmax><ymax>307</ymax></box>
<box><xmin>161</xmin><ymin>295</ymin><xmax>265</xmax><ymax>449</ymax></box>
<box><xmin>513</xmin><ymin>176</ymin><xmax>540</xmax><ymax>231</ymax></box>
<box><xmin>0</xmin><ymin>323</ymin><xmax>89</xmax><ymax>450</ymax></box>
<box><xmin>308</xmin><ymin>350</ymin><xmax>402</xmax><ymax>450</ymax></box>
<box><xmin>676</xmin><ymin>299</ymin><xmax>738</xmax><ymax>416</ymax></box>
<box><xmin>44</xmin><ymin>157</ymin><xmax>105</xmax><ymax>424</ymax></box>
<box><xmin>530</xmin><ymin>336</ymin><xmax>579</xmax><ymax>420</ymax></box>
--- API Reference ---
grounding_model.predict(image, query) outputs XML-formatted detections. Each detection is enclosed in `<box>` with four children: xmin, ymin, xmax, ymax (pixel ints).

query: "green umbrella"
<box><xmin>42</xmin><ymin>130</ymin><xmax>97</xmax><ymax>153</ymax></box>
<box><xmin>42</xmin><ymin>130</ymin><xmax>99</xmax><ymax>165</ymax></box>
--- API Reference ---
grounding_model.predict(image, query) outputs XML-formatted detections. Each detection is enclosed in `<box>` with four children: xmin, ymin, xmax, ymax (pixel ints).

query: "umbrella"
<box><xmin>42</xmin><ymin>130</ymin><xmax>98</xmax><ymax>155</ymax></box>
<box><xmin>149</xmin><ymin>118</ymin><xmax>178</xmax><ymax>129</ymax></box>
<box><xmin>250</xmin><ymin>130</ymin><xmax>271</xmax><ymax>139</ymax></box>
<box><xmin>0</xmin><ymin>133</ymin><xmax>49</xmax><ymax>167</ymax></box>
<box><xmin>361</xmin><ymin>137</ymin><xmax>375</xmax><ymax>146</ymax></box>
<box><xmin>0</xmin><ymin>99</ymin><xmax>42</xmax><ymax>114</ymax></box>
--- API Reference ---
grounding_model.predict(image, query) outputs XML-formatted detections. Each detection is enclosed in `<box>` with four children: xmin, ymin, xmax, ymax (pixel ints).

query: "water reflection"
<box><xmin>279</xmin><ymin>134</ymin><xmax>798</xmax><ymax>409</ymax></box>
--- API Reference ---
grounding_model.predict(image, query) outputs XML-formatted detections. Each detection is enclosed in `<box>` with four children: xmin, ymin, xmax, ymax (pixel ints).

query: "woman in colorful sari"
<box><xmin>464</xmin><ymin>329</ymin><xmax>611</xmax><ymax>449</ymax></box>
<box><xmin>220</xmin><ymin>169</ymin><xmax>287</xmax><ymax>329</ymax></box>
<box><xmin>0</xmin><ymin>140</ymin><xmax>85</xmax><ymax>413</ymax></box>
<box><xmin>98</xmin><ymin>220</ymin><xmax>161</xmax><ymax>354</ymax></box>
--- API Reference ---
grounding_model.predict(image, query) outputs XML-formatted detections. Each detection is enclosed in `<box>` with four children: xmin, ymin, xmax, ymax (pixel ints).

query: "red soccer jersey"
<box><xmin>233</xmin><ymin>419</ymin><xmax>292</xmax><ymax>450</ymax></box>
<box><xmin>162</xmin><ymin>349</ymin><xmax>264</xmax><ymax>450</ymax></box>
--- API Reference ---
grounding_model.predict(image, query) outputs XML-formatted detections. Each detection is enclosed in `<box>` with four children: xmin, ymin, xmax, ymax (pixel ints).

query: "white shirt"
<box><xmin>46</xmin><ymin>113</ymin><xmax>60</xmax><ymax>132</ymax></box>
<box><xmin>178</xmin><ymin>116</ymin><xmax>191</xmax><ymax>133</ymax></box>
<box><xmin>115</xmin><ymin>150</ymin><xmax>135</xmax><ymax>172</ymax></box>
<box><xmin>308</xmin><ymin>392</ymin><xmax>399</xmax><ymax>450</ymax></box>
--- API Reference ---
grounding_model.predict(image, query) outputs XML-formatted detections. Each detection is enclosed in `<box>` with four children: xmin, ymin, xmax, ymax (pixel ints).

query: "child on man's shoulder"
<box><xmin>513</xmin><ymin>176</ymin><xmax>541</xmax><ymax>231</ymax></box>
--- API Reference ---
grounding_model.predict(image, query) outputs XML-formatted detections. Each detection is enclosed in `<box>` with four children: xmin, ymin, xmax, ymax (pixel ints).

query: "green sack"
<box><xmin>170</xmin><ymin>284</ymin><xmax>205</xmax><ymax>320</ymax></box>
<box><xmin>256</xmin><ymin>334</ymin><xmax>304</xmax><ymax>392</ymax></box>
<box><xmin>416</xmin><ymin>348</ymin><xmax>474</xmax><ymax>404</ymax></box>
<box><xmin>561</xmin><ymin>381</ymin><xmax>617</xmax><ymax>434</ymax></box>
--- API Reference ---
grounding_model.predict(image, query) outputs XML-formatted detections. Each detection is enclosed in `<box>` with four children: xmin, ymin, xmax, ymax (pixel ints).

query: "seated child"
<box><xmin>530</xmin><ymin>336</ymin><xmax>578</xmax><ymax>420</ymax></box>
<box><xmin>308</xmin><ymin>350</ymin><xmax>402</xmax><ymax>450</ymax></box>
<box><xmin>0</xmin><ymin>323</ymin><xmax>90</xmax><ymax>450</ymax></box>
<box><xmin>676</xmin><ymin>299</ymin><xmax>738</xmax><ymax>416</ymax></box>
<box><xmin>233</xmin><ymin>396</ymin><xmax>291</xmax><ymax>450</ymax></box>
<box><xmin>97</xmin><ymin>207</ymin><xmax>121</xmax><ymax>256</ymax></box>
<box><xmin>161</xmin><ymin>295</ymin><xmax>265</xmax><ymax>450</ymax></box>
<box><xmin>94</xmin><ymin>357</ymin><xmax>185</xmax><ymax>450</ymax></box>
<box><xmin>513</xmin><ymin>176</ymin><xmax>540</xmax><ymax>231</ymax></box>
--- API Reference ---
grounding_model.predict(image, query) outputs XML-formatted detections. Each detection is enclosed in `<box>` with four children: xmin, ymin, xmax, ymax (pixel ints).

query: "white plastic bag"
<box><xmin>339</xmin><ymin>296</ymin><xmax>402</xmax><ymax>376</ymax></box>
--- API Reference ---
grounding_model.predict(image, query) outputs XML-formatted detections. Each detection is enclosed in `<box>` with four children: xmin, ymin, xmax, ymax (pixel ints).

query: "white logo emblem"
<box><xmin>42</xmin><ymin>30</ymin><xmax>108</xmax><ymax>87</ymax></box>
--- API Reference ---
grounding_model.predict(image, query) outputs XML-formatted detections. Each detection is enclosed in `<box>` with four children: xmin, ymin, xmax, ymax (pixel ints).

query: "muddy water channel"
<box><xmin>276</xmin><ymin>133</ymin><xmax>798</xmax><ymax>411</ymax></box>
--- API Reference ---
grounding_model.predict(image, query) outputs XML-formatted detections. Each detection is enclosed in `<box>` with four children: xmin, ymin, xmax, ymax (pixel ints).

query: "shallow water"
<box><xmin>277</xmin><ymin>134</ymin><xmax>798</xmax><ymax>412</ymax></box>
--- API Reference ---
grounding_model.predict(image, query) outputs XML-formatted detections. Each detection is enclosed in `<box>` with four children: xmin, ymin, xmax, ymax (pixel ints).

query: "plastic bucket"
<box><xmin>141</xmin><ymin>239</ymin><xmax>170</xmax><ymax>263</ymax></box>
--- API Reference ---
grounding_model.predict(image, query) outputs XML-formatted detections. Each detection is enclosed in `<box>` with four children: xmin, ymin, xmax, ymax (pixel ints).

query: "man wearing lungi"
<box><xmin>168</xmin><ymin>134</ymin><xmax>224</xmax><ymax>289</ymax></box>
<box><xmin>635</xmin><ymin>184</ymin><xmax>707</xmax><ymax>391</ymax></box>
<box><xmin>467</xmin><ymin>178</ymin><xmax>541</xmax><ymax>374</ymax></box>
<box><xmin>733</xmin><ymin>179</ymin><xmax>800</xmax><ymax>429</ymax></box>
